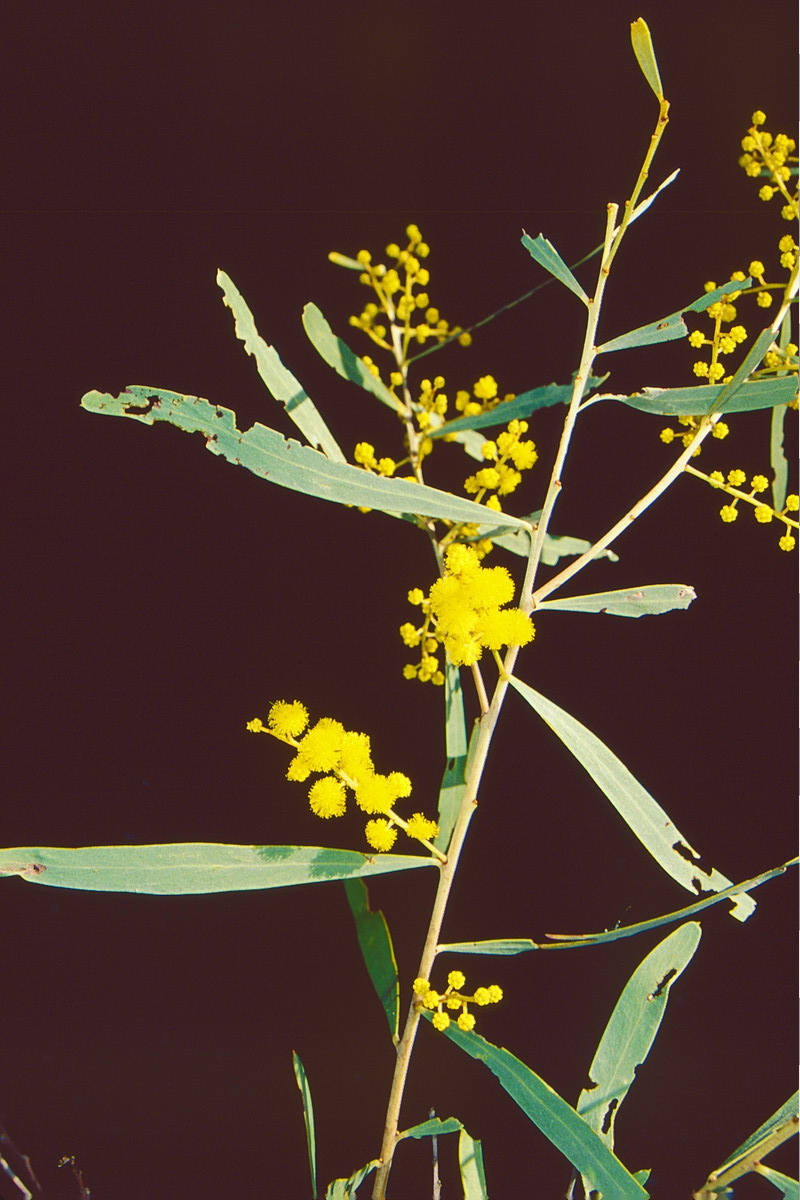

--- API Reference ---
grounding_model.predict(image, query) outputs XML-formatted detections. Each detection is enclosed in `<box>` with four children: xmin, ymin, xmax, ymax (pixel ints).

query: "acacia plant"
<box><xmin>2</xmin><ymin>20</ymin><xmax>797</xmax><ymax>1199</ymax></box>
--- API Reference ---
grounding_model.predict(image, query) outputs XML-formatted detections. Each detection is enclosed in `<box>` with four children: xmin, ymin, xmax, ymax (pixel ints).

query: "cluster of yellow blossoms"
<box><xmin>401</xmin><ymin>543</ymin><xmax>534</xmax><ymax>683</ymax></box>
<box><xmin>345</xmin><ymin>224</ymin><xmax>471</xmax><ymax>360</ymax></box>
<box><xmin>247</xmin><ymin>702</ymin><xmax>440</xmax><ymax>855</ymax></box>
<box><xmin>739</xmin><ymin>110</ymin><xmax>798</xmax><ymax>225</ymax></box>
<box><xmin>686</xmin><ymin>469</ymin><xmax>799</xmax><ymax>550</ymax></box>
<box><xmin>413</xmin><ymin>971</ymin><xmax>502</xmax><ymax>1033</ymax></box>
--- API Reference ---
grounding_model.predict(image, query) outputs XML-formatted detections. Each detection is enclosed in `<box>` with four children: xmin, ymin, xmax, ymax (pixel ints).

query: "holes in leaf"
<box><xmin>601</xmin><ymin>1097</ymin><xmax>618</xmax><ymax>1135</ymax></box>
<box><xmin>648</xmin><ymin>967</ymin><xmax>677</xmax><ymax>1000</ymax></box>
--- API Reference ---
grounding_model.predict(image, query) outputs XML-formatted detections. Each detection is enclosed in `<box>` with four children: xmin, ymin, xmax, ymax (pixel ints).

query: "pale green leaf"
<box><xmin>771</xmin><ymin>401</ymin><xmax>790</xmax><ymax>511</ymax></box>
<box><xmin>302</xmin><ymin>303</ymin><xmax>403</xmax><ymax>413</ymax></box>
<box><xmin>758</xmin><ymin>1167</ymin><xmax>799</xmax><ymax>1198</ymax></box>
<box><xmin>292</xmin><ymin>1051</ymin><xmax>317</xmax><ymax>1198</ymax></box>
<box><xmin>343</xmin><ymin>878</ymin><xmax>399</xmax><ymax>1041</ymax></box>
<box><xmin>0</xmin><ymin>843</ymin><xmax>437</xmax><ymax>894</ymax></box>
<box><xmin>577</xmin><ymin>923</ymin><xmax>701</xmax><ymax>1152</ymax></box>
<box><xmin>216</xmin><ymin>271</ymin><xmax>345</xmax><ymax>462</ymax></box>
<box><xmin>325</xmin><ymin>1159</ymin><xmax>378</xmax><ymax>1200</ymax></box>
<box><xmin>507</xmin><ymin>678</ymin><xmax>756</xmax><ymax>922</ymax></box>
<box><xmin>397</xmin><ymin>1116</ymin><xmax>464</xmax><ymax>1141</ymax></box>
<box><xmin>438</xmin><ymin>861</ymin><xmax>795</xmax><ymax>953</ymax></box>
<box><xmin>720</xmin><ymin>1093</ymin><xmax>799</xmax><ymax>1177</ymax></box>
<box><xmin>459</xmin><ymin>1129</ymin><xmax>488</xmax><ymax>1200</ymax></box>
<box><xmin>428</xmin><ymin>1015</ymin><xmax>647</xmax><ymax>1198</ymax></box>
<box><xmin>630</xmin><ymin>18</ymin><xmax>663</xmax><ymax>100</ymax></box>
<box><xmin>427</xmin><ymin>382</ymin><xmax>578</xmax><ymax>439</ymax></box>
<box><xmin>80</xmin><ymin>387</ymin><xmax>531</xmax><ymax>530</ymax></box>
<box><xmin>435</xmin><ymin>664</ymin><xmax>469</xmax><ymax>853</ymax></box>
<box><xmin>521</xmin><ymin>233</ymin><xmax>590</xmax><ymax>305</ymax></box>
<box><xmin>491</xmin><ymin>518</ymin><xmax>620</xmax><ymax>566</ymax></box>
<box><xmin>536</xmin><ymin>584</ymin><xmax>696</xmax><ymax>618</ymax></box>
<box><xmin>438</xmin><ymin>939</ymin><xmax>537</xmax><ymax>956</ymax></box>
<box><xmin>596</xmin><ymin>281</ymin><xmax>748</xmax><ymax>356</ymax></box>
<box><xmin>609</xmin><ymin>374</ymin><xmax>797</xmax><ymax>416</ymax></box>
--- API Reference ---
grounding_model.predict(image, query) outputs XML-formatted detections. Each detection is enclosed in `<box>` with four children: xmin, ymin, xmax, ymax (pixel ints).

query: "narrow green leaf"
<box><xmin>507</xmin><ymin>677</ymin><xmax>756</xmax><ymax>922</ymax></box>
<box><xmin>435</xmin><ymin>664</ymin><xmax>469</xmax><ymax>853</ymax></box>
<box><xmin>607</xmin><ymin>374</ymin><xmax>798</xmax><ymax>416</ymax></box>
<box><xmin>302</xmin><ymin>303</ymin><xmax>403</xmax><ymax>413</ymax></box>
<box><xmin>343</xmin><ymin>878</ymin><xmax>399</xmax><ymax>1041</ymax></box>
<box><xmin>459</xmin><ymin>1129</ymin><xmax>488</xmax><ymax>1200</ymax></box>
<box><xmin>719</xmin><ymin>1093</ymin><xmax>799</xmax><ymax>1177</ymax></box>
<box><xmin>758</xmin><ymin>1167</ymin><xmax>799</xmax><ymax>1198</ymax></box>
<box><xmin>428</xmin><ymin>1016</ymin><xmax>647</xmax><ymax>1198</ymax></box>
<box><xmin>577</xmin><ymin>923</ymin><xmax>701</xmax><ymax>1152</ymax></box>
<box><xmin>292</xmin><ymin>1051</ymin><xmax>317</xmax><ymax>1198</ymax></box>
<box><xmin>596</xmin><ymin>281</ymin><xmax>749</xmax><ymax>357</ymax></box>
<box><xmin>439</xmin><ymin>862</ymin><xmax>796</xmax><ymax>953</ymax></box>
<box><xmin>536</xmin><ymin>584</ymin><xmax>696</xmax><ymax>618</ymax></box>
<box><xmin>630</xmin><ymin>18</ymin><xmax>663</xmax><ymax>100</ymax></box>
<box><xmin>216</xmin><ymin>271</ymin><xmax>345</xmax><ymax>462</ymax></box>
<box><xmin>521</xmin><ymin>233</ymin><xmax>590</xmax><ymax>305</ymax></box>
<box><xmin>427</xmin><ymin>382</ymin><xmax>576</xmax><ymax>438</ymax></box>
<box><xmin>438</xmin><ymin>939</ymin><xmax>537</xmax><ymax>956</ymax></box>
<box><xmin>0</xmin><ymin>843</ymin><xmax>437</xmax><ymax>894</ymax></box>
<box><xmin>771</xmin><ymin>400</ymin><xmax>790</xmax><ymax>511</ymax></box>
<box><xmin>80</xmin><ymin>388</ymin><xmax>531</xmax><ymax>531</ymax></box>
<box><xmin>770</xmin><ymin>314</ymin><xmax>793</xmax><ymax>511</ymax></box>
<box><xmin>540</xmin><ymin>859</ymin><xmax>796</xmax><ymax>947</ymax></box>
<box><xmin>709</xmin><ymin>325</ymin><xmax>786</xmax><ymax>415</ymax></box>
<box><xmin>397</xmin><ymin>1116</ymin><xmax>464</xmax><ymax>1141</ymax></box>
<box><xmin>491</xmin><ymin>519</ymin><xmax>620</xmax><ymax>566</ymax></box>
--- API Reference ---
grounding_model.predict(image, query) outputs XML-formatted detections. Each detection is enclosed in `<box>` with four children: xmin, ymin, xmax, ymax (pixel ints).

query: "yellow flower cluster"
<box><xmin>695</xmin><ymin>469</ymin><xmax>799</xmax><ymax>550</ymax></box>
<box><xmin>343</xmin><ymin>225</ymin><xmax>471</xmax><ymax>361</ymax></box>
<box><xmin>401</xmin><ymin>543</ymin><xmax>534</xmax><ymax>682</ymax></box>
<box><xmin>464</xmin><ymin>419</ymin><xmax>538</xmax><ymax>511</ymax></box>
<box><xmin>413</xmin><ymin>971</ymin><xmax>503</xmax><ymax>1033</ymax></box>
<box><xmin>739</xmin><ymin>111</ymin><xmax>799</xmax><ymax>224</ymax></box>
<box><xmin>247</xmin><ymin>702</ymin><xmax>441</xmax><ymax>855</ymax></box>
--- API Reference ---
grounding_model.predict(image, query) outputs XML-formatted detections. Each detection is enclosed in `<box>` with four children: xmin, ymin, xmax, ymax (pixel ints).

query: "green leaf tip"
<box><xmin>292</xmin><ymin>1051</ymin><xmax>318</xmax><ymax>1198</ymax></box>
<box><xmin>631</xmin><ymin>18</ymin><xmax>663</xmax><ymax>101</ymax></box>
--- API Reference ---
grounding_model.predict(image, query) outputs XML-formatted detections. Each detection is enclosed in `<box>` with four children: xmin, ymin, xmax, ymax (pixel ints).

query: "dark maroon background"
<box><xmin>4</xmin><ymin>1</ymin><xmax>797</xmax><ymax>1197</ymax></box>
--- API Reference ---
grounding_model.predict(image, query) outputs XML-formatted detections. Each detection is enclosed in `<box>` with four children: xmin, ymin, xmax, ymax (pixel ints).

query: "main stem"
<box><xmin>372</xmin><ymin>95</ymin><xmax>672</xmax><ymax>1199</ymax></box>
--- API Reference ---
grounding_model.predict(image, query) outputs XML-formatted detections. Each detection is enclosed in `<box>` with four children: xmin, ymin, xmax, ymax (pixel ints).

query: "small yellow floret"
<box><xmin>432</xmin><ymin>1012</ymin><xmax>450</xmax><ymax>1031</ymax></box>
<box><xmin>779</xmin><ymin>533</ymin><xmax>796</xmax><ymax>551</ymax></box>
<box><xmin>754</xmin><ymin>505</ymin><xmax>773</xmax><ymax>524</ymax></box>
<box><xmin>457</xmin><ymin>1012</ymin><xmax>476</xmax><ymax>1031</ymax></box>
<box><xmin>268</xmin><ymin>700</ymin><xmax>310</xmax><ymax>739</ymax></box>
<box><xmin>364</xmin><ymin>819</ymin><xmax>398</xmax><ymax>852</ymax></box>
<box><xmin>785</xmin><ymin>494</ymin><xmax>799</xmax><ymax>512</ymax></box>
<box><xmin>308</xmin><ymin>776</ymin><xmax>347</xmax><ymax>819</ymax></box>
<box><xmin>448</xmin><ymin>970</ymin><xmax>466</xmax><ymax>989</ymax></box>
<box><xmin>727</xmin><ymin>469</ymin><xmax>746</xmax><ymax>487</ymax></box>
<box><xmin>720</xmin><ymin>505</ymin><xmax>738</xmax><ymax>523</ymax></box>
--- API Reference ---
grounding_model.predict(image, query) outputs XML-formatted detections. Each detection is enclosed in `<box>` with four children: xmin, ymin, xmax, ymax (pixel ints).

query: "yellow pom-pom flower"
<box><xmin>267</xmin><ymin>700</ymin><xmax>310</xmax><ymax>740</ymax></box>
<box><xmin>364</xmin><ymin>819</ymin><xmax>398</xmax><ymax>852</ymax></box>
<box><xmin>308</xmin><ymin>776</ymin><xmax>347</xmax><ymax>819</ymax></box>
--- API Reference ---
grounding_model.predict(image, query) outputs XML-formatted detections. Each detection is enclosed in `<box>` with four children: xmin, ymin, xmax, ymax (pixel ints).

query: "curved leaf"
<box><xmin>536</xmin><ymin>584</ymin><xmax>696</xmax><ymax>618</ymax></box>
<box><xmin>508</xmin><ymin>677</ymin><xmax>756</xmax><ymax>922</ymax></box>
<box><xmin>577</xmin><ymin>923</ymin><xmax>701</xmax><ymax>1152</ymax></box>
<box><xmin>428</xmin><ymin>1016</ymin><xmax>647</xmax><ymax>1198</ymax></box>
<box><xmin>216</xmin><ymin>271</ymin><xmax>345</xmax><ymax>461</ymax></box>
<box><xmin>343</xmin><ymin>878</ymin><xmax>399</xmax><ymax>1041</ymax></box>
<box><xmin>491</xmin><ymin>519</ymin><xmax>620</xmax><ymax>566</ymax></box>
<box><xmin>438</xmin><ymin>861</ymin><xmax>795</xmax><ymax>953</ymax></box>
<box><xmin>80</xmin><ymin>387</ymin><xmax>531</xmax><ymax>531</ymax></box>
<box><xmin>0</xmin><ymin>843</ymin><xmax>437</xmax><ymax>894</ymax></box>
<box><xmin>607</xmin><ymin>374</ymin><xmax>798</xmax><ymax>416</ymax></box>
<box><xmin>302</xmin><ymin>303</ymin><xmax>403</xmax><ymax>413</ymax></box>
<box><xmin>292</xmin><ymin>1051</ymin><xmax>317</xmax><ymax>1198</ymax></box>
<box><xmin>757</xmin><ymin>1167</ymin><xmax>799</xmax><ymax>1198</ymax></box>
<box><xmin>521</xmin><ymin>233</ymin><xmax>589</xmax><ymax>305</ymax></box>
